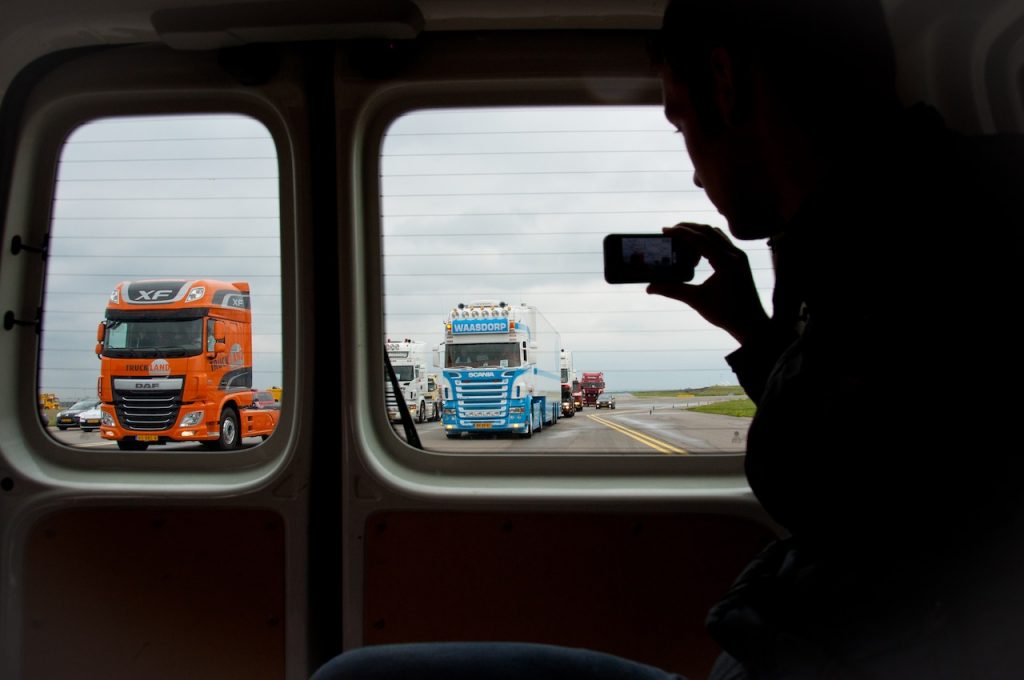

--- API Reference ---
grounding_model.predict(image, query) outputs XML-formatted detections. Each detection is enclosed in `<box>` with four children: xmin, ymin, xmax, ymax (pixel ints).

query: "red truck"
<box><xmin>580</xmin><ymin>372</ymin><xmax>605</xmax><ymax>407</ymax></box>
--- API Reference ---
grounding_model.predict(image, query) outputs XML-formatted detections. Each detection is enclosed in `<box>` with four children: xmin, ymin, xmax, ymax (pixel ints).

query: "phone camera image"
<box><xmin>603</xmin><ymin>234</ymin><xmax>697</xmax><ymax>284</ymax></box>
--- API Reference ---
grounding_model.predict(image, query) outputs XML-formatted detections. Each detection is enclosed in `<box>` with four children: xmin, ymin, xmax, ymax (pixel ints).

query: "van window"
<box><xmin>39</xmin><ymin>114</ymin><xmax>282</xmax><ymax>451</ymax></box>
<box><xmin>381</xmin><ymin>106</ymin><xmax>771</xmax><ymax>455</ymax></box>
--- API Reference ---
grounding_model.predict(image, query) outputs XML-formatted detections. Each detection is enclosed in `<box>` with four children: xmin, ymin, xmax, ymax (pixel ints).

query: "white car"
<box><xmin>76</xmin><ymin>407</ymin><xmax>104</xmax><ymax>432</ymax></box>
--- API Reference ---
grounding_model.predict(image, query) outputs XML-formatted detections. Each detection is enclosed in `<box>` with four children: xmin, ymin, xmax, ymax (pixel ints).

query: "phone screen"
<box><xmin>603</xmin><ymin>234</ymin><xmax>697</xmax><ymax>284</ymax></box>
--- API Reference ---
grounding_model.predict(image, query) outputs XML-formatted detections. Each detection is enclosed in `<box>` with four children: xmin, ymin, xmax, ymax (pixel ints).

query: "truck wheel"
<box><xmin>117</xmin><ymin>440</ymin><xmax>149</xmax><ymax>451</ymax></box>
<box><xmin>445</xmin><ymin>432</ymin><xmax>460</xmax><ymax>439</ymax></box>
<box><xmin>218</xmin><ymin>408</ymin><xmax>241</xmax><ymax>450</ymax></box>
<box><xmin>417</xmin><ymin>401</ymin><xmax>426</xmax><ymax>424</ymax></box>
<box><xmin>432</xmin><ymin>404</ymin><xmax>440</xmax><ymax>421</ymax></box>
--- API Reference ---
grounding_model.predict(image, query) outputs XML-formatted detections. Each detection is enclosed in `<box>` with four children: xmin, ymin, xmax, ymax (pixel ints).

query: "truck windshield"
<box><xmin>103</xmin><ymin>318</ymin><xmax>204</xmax><ymax>358</ymax></box>
<box><xmin>392</xmin><ymin>365</ymin><xmax>415</xmax><ymax>382</ymax></box>
<box><xmin>445</xmin><ymin>342</ymin><xmax>520</xmax><ymax>368</ymax></box>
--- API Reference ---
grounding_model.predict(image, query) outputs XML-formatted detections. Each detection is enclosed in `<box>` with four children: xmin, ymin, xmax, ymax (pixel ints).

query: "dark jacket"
<box><xmin>709</xmin><ymin>105</ymin><xmax>1024</xmax><ymax>678</ymax></box>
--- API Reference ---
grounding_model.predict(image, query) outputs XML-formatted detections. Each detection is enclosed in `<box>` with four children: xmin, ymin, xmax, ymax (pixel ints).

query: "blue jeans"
<box><xmin>310</xmin><ymin>642</ymin><xmax>700</xmax><ymax>680</ymax></box>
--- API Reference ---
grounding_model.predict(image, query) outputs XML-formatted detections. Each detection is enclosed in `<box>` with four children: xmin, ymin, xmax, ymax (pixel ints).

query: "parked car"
<box><xmin>54</xmin><ymin>399</ymin><xmax>100</xmax><ymax>430</ymax></box>
<box><xmin>251</xmin><ymin>391</ymin><xmax>279</xmax><ymax>410</ymax></box>
<box><xmin>76</xmin><ymin>407</ymin><xmax>104</xmax><ymax>432</ymax></box>
<box><xmin>596</xmin><ymin>394</ymin><xmax>616</xmax><ymax>410</ymax></box>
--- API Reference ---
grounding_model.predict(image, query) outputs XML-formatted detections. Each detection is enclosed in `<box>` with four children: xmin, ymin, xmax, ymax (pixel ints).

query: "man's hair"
<box><xmin>653</xmin><ymin>0</ymin><xmax>900</xmax><ymax>130</ymax></box>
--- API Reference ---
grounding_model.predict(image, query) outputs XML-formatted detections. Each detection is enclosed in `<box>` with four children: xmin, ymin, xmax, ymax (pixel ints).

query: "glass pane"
<box><xmin>381</xmin><ymin>106</ymin><xmax>770</xmax><ymax>455</ymax></box>
<box><xmin>39</xmin><ymin>114</ymin><xmax>282</xmax><ymax>451</ymax></box>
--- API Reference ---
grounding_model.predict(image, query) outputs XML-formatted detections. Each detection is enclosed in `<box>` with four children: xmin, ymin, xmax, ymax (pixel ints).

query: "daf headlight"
<box><xmin>101</xmin><ymin>411</ymin><xmax>115</xmax><ymax>427</ymax></box>
<box><xmin>179</xmin><ymin>410</ymin><xmax>204</xmax><ymax>427</ymax></box>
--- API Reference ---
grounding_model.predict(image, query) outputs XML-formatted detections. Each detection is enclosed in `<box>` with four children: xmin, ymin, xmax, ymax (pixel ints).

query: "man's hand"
<box><xmin>647</xmin><ymin>223</ymin><xmax>770</xmax><ymax>345</ymax></box>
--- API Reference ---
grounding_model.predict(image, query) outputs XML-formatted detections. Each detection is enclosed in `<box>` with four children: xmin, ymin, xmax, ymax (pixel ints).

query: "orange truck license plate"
<box><xmin>137</xmin><ymin>435</ymin><xmax>159</xmax><ymax>442</ymax></box>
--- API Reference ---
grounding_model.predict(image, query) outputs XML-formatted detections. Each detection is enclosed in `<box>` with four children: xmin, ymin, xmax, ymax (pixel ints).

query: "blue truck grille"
<box><xmin>453</xmin><ymin>373</ymin><xmax>511</xmax><ymax>421</ymax></box>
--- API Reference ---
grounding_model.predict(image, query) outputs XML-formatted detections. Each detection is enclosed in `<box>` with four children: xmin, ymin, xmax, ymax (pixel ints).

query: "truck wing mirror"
<box><xmin>95</xmin><ymin>342</ymin><xmax>103</xmax><ymax>358</ymax></box>
<box><xmin>96</xmin><ymin>322</ymin><xmax>105</xmax><ymax>343</ymax></box>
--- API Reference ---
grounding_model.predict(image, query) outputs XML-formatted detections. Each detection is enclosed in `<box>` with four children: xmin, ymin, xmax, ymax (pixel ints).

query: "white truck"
<box><xmin>436</xmin><ymin>301</ymin><xmax>561</xmax><ymax>438</ymax></box>
<box><xmin>560</xmin><ymin>348</ymin><xmax>579</xmax><ymax>417</ymax></box>
<box><xmin>385</xmin><ymin>339</ymin><xmax>441</xmax><ymax>424</ymax></box>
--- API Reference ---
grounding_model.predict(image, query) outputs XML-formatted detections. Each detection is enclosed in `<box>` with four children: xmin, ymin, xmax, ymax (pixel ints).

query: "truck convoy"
<box><xmin>581</xmin><ymin>371</ymin><xmax>606</xmax><ymax>407</ymax></box>
<box><xmin>385</xmin><ymin>338</ymin><xmax>441</xmax><ymax>423</ymax></box>
<box><xmin>94</xmin><ymin>279</ymin><xmax>279</xmax><ymax>451</ymax></box>
<box><xmin>437</xmin><ymin>301</ymin><xmax>561</xmax><ymax>438</ymax></box>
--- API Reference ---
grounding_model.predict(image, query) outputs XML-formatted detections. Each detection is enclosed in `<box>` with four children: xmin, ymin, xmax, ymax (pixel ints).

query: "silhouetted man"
<box><xmin>648</xmin><ymin>0</ymin><xmax>1023</xmax><ymax>677</ymax></box>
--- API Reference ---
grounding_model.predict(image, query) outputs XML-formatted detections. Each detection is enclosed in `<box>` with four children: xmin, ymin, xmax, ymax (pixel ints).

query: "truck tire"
<box><xmin>116</xmin><ymin>440</ymin><xmax>149</xmax><ymax>451</ymax></box>
<box><xmin>520</xmin><ymin>400</ymin><xmax>534</xmax><ymax>438</ymax></box>
<box><xmin>417</xmin><ymin>401</ymin><xmax>426</xmax><ymax>424</ymax></box>
<box><xmin>446</xmin><ymin>432</ymin><xmax>460</xmax><ymax>439</ymax></box>
<box><xmin>217</xmin><ymin>408</ymin><xmax>241</xmax><ymax>450</ymax></box>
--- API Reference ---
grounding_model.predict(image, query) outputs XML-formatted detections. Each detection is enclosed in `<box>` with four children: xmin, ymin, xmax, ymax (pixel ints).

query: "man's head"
<box><xmin>654</xmin><ymin>0</ymin><xmax>900</xmax><ymax>239</ymax></box>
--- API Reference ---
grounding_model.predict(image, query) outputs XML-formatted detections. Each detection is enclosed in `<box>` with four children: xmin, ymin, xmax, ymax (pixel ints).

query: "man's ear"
<box><xmin>709</xmin><ymin>46</ymin><xmax>741</xmax><ymax>125</ymax></box>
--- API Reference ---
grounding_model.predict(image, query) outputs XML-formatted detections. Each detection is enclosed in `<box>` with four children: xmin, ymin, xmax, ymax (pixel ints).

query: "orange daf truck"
<box><xmin>94</xmin><ymin>279</ymin><xmax>278</xmax><ymax>451</ymax></box>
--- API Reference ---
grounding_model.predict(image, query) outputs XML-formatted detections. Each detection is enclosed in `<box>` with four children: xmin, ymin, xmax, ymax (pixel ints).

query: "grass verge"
<box><xmin>690</xmin><ymin>398</ymin><xmax>756</xmax><ymax>418</ymax></box>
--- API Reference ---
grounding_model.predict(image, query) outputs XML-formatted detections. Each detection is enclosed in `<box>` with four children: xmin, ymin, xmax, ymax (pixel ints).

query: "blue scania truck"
<box><xmin>437</xmin><ymin>301</ymin><xmax>561</xmax><ymax>438</ymax></box>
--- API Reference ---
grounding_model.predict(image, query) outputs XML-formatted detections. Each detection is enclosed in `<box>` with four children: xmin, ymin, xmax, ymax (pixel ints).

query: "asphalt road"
<box><xmin>404</xmin><ymin>393</ymin><xmax>751</xmax><ymax>455</ymax></box>
<box><xmin>47</xmin><ymin>427</ymin><xmax>266</xmax><ymax>451</ymax></box>
<box><xmin>46</xmin><ymin>394</ymin><xmax>752</xmax><ymax>454</ymax></box>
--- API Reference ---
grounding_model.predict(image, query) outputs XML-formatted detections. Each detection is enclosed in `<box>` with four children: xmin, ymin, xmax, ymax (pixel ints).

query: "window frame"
<box><xmin>0</xmin><ymin>45</ymin><xmax>305</xmax><ymax>484</ymax></box>
<box><xmin>344</xmin><ymin>32</ymin><xmax>753</xmax><ymax>498</ymax></box>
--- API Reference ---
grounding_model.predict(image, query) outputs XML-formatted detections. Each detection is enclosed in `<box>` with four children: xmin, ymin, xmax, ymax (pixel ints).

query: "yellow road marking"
<box><xmin>588</xmin><ymin>413</ymin><xmax>689</xmax><ymax>455</ymax></box>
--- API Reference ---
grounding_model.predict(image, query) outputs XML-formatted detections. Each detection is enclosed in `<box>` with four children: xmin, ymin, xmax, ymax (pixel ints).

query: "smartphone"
<box><xmin>603</xmin><ymin>233</ymin><xmax>700</xmax><ymax>284</ymax></box>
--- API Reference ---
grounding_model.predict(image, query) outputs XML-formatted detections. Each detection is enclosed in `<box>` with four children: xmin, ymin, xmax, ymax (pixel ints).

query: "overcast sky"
<box><xmin>380</xmin><ymin>106</ymin><xmax>773</xmax><ymax>391</ymax></box>
<box><xmin>39</xmin><ymin>106</ymin><xmax>773</xmax><ymax>403</ymax></box>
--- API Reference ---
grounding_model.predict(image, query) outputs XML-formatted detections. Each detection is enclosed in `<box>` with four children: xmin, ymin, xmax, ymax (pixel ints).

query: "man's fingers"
<box><xmin>646</xmin><ymin>282</ymin><xmax>698</xmax><ymax>304</ymax></box>
<box><xmin>662</xmin><ymin>223</ymin><xmax>748</xmax><ymax>271</ymax></box>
